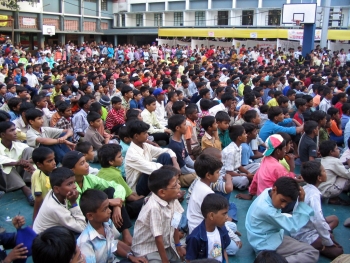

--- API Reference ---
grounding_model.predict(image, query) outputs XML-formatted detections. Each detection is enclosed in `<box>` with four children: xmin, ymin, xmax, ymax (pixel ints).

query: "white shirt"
<box><xmin>0</xmin><ymin>139</ymin><xmax>29</xmax><ymax>174</ymax></box>
<box><xmin>155</xmin><ymin>100</ymin><xmax>167</xmax><ymax>126</ymax></box>
<box><xmin>187</xmin><ymin>180</ymin><xmax>214</xmax><ymax>233</ymax></box>
<box><xmin>220</xmin><ymin>142</ymin><xmax>242</xmax><ymax>177</ymax></box>
<box><xmin>319</xmin><ymin>98</ymin><xmax>331</xmax><ymax>113</ymax></box>
<box><xmin>207</xmin><ymin>227</ymin><xmax>223</xmax><ymax>262</ymax></box>
<box><xmin>25</xmin><ymin>73</ymin><xmax>39</xmax><ymax>88</ymax></box>
<box><xmin>209</xmin><ymin>103</ymin><xmax>227</xmax><ymax>117</ymax></box>
<box><xmin>0</xmin><ymin>73</ymin><xmax>5</xmax><ymax>84</ymax></box>
<box><xmin>125</xmin><ymin>142</ymin><xmax>176</xmax><ymax>191</ymax></box>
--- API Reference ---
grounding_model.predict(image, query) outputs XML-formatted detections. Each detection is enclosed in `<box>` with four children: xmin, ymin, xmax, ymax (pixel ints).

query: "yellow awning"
<box><xmin>158</xmin><ymin>28</ymin><xmax>350</xmax><ymax>41</ymax></box>
<box><xmin>0</xmin><ymin>15</ymin><xmax>8</xmax><ymax>27</ymax></box>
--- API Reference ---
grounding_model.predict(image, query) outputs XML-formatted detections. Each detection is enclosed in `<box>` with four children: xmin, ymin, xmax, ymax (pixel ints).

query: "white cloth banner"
<box><xmin>287</xmin><ymin>29</ymin><xmax>322</xmax><ymax>41</ymax></box>
<box><xmin>156</xmin><ymin>39</ymin><xmax>175</xmax><ymax>47</ymax></box>
<box><xmin>191</xmin><ymin>39</ymin><xmax>208</xmax><ymax>50</ymax></box>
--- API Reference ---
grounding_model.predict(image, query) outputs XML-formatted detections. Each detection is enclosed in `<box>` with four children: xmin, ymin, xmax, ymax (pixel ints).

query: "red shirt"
<box><xmin>335</xmin><ymin>102</ymin><xmax>343</xmax><ymax>117</ymax></box>
<box><xmin>105</xmin><ymin>108</ymin><xmax>125</xmax><ymax>130</ymax></box>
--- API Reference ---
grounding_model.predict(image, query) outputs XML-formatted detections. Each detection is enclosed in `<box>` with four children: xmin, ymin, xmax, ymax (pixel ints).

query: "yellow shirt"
<box><xmin>31</xmin><ymin>169</ymin><xmax>51</xmax><ymax>198</ymax></box>
<box><xmin>267</xmin><ymin>98</ymin><xmax>279</xmax><ymax>107</ymax></box>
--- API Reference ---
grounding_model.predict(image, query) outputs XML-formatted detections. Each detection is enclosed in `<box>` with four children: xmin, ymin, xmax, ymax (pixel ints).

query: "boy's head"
<box><xmin>143</xmin><ymin>95</ymin><xmax>157</xmax><ymax>112</ymax></box>
<box><xmin>200</xmin><ymin>99</ymin><xmax>211</xmax><ymax>112</ymax></box>
<box><xmin>327</xmin><ymin>107</ymin><xmax>339</xmax><ymax>120</ymax></box>
<box><xmin>215</xmin><ymin>111</ymin><xmax>230</xmax><ymax>131</ymax></box>
<box><xmin>295</xmin><ymin>98</ymin><xmax>307</xmax><ymax>112</ymax></box>
<box><xmin>319</xmin><ymin>140</ymin><xmax>339</xmax><ymax>158</ymax></box>
<box><xmin>221</xmin><ymin>93</ymin><xmax>234</xmax><ymax>107</ymax></box>
<box><xmin>168</xmin><ymin>91</ymin><xmax>178</xmax><ymax>102</ymax></box>
<box><xmin>185</xmin><ymin>104</ymin><xmax>198</xmax><ymax>120</ymax></box>
<box><xmin>228</xmin><ymin>125</ymin><xmax>247</xmax><ymax>143</ymax></box>
<box><xmin>310</xmin><ymin>110</ymin><xmax>327</xmax><ymax>127</ymax></box>
<box><xmin>80</xmin><ymin>189</ymin><xmax>110</xmax><ymax>223</ymax></box>
<box><xmin>127</xmin><ymin>120</ymin><xmax>150</xmax><ymax>142</ymax></box>
<box><xmin>121</xmin><ymin>85</ymin><xmax>134</xmax><ymax>99</ymax></box>
<box><xmin>25</xmin><ymin>108</ymin><xmax>44</xmax><ymax>128</ymax></box>
<box><xmin>242</xmin><ymin>122</ymin><xmax>257</xmax><ymax>140</ymax></box>
<box><xmin>263</xmin><ymin>134</ymin><xmax>286</xmax><ymax>160</ymax></box>
<box><xmin>0</xmin><ymin>121</ymin><xmax>17</xmax><ymax>141</ymax></box>
<box><xmin>201</xmin><ymin>193</ymin><xmax>229</xmax><ymax>227</ymax></box>
<box><xmin>201</xmin><ymin>116</ymin><xmax>217</xmax><ymax>133</ymax></box>
<box><xmin>111</xmin><ymin>96</ymin><xmax>122</xmax><ymax>110</ymax></box>
<box><xmin>119</xmin><ymin>125</ymin><xmax>132</xmax><ymax>144</ymax></box>
<box><xmin>32</xmin><ymin>147</ymin><xmax>56</xmax><ymax>174</ymax></box>
<box><xmin>75</xmin><ymin>141</ymin><xmax>94</xmax><ymax>162</ymax></box>
<box><xmin>271</xmin><ymin>177</ymin><xmax>300</xmax><ymax>209</ymax></box>
<box><xmin>194</xmin><ymin>154</ymin><xmax>222</xmax><ymax>181</ymax></box>
<box><xmin>322</xmin><ymin>87</ymin><xmax>333</xmax><ymax>100</ymax></box>
<box><xmin>32</xmin><ymin>95</ymin><xmax>47</xmax><ymax>109</ymax></box>
<box><xmin>172</xmin><ymin>100</ymin><xmax>186</xmax><ymax>115</ymax></box>
<box><xmin>304</xmin><ymin>120</ymin><xmax>319</xmax><ymax>136</ymax></box>
<box><xmin>267</xmin><ymin>106</ymin><xmax>283</xmax><ymax>122</ymax></box>
<box><xmin>301</xmin><ymin>161</ymin><xmax>326</xmax><ymax>186</ymax></box>
<box><xmin>243</xmin><ymin>110</ymin><xmax>260</xmax><ymax>125</ymax></box>
<box><xmin>243</xmin><ymin>92</ymin><xmax>256</xmax><ymax>106</ymax></box>
<box><xmin>87</xmin><ymin>111</ymin><xmax>102</xmax><ymax>129</ymax></box>
<box><xmin>49</xmin><ymin>167</ymin><xmax>76</xmax><ymax>197</ymax></box>
<box><xmin>57</xmin><ymin>102</ymin><xmax>72</xmax><ymax>118</ymax></box>
<box><xmin>132</xmin><ymin>89</ymin><xmax>142</xmax><ymax>101</ymax></box>
<box><xmin>32</xmin><ymin>226</ymin><xmax>79</xmax><ymax>263</ymax></box>
<box><xmin>98</xmin><ymin>144</ymin><xmax>123</xmax><ymax>168</ymax></box>
<box><xmin>148</xmin><ymin>167</ymin><xmax>180</xmax><ymax>202</ymax></box>
<box><xmin>62</xmin><ymin>151</ymin><xmax>90</xmax><ymax>176</ymax></box>
<box><xmin>168</xmin><ymin>114</ymin><xmax>186</xmax><ymax>134</ymax></box>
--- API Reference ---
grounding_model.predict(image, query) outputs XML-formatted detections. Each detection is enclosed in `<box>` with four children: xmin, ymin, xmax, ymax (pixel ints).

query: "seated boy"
<box><xmin>168</xmin><ymin>114</ymin><xmax>197</xmax><ymax>187</ymax></box>
<box><xmin>61</xmin><ymin>150</ymin><xmax>133</xmax><ymax>245</ymax></box>
<box><xmin>131</xmin><ymin>168</ymin><xmax>185</xmax><ymax>263</ymax></box>
<box><xmin>31</xmin><ymin>147</ymin><xmax>56</xmax><ymax>222</ymax></box>
<box><xmin>245</xmin><ymin>176</ymin><xmax>319</xmax><ymax>263</ymax></box>
<box><xmin>216</xmin><ymin>111</ymin><xmax>231</xmax><ymax>149</ymax></box>
<box><xmin>78</xmin><ymin>189</ymin><xmax>147</xmax><ymax>263</ymax></box>
<box><xmin>201</xmin><ymin>115</ymin><xmax>222</xmax><ymax>150</ymax></box>
<box><xmin>319</xmin><ymin>140</ymin><xmax>350</xmax><ymax>205</ymax></box>
<box><xmin>97</xmin><ymin>144</ymin><xmax>144</xmax><ymax>218</ymax></box>
<box><xmin>72</xmin><ymin>95</ymin><xmax>93</xmax><ymax>141</ymax></box>
<box><xmin>33</xmin><ymin>167</ymin><xmax>87</xmax><ymax>234</ymax></box>
<box><xmin>25</xmin><ymin>108</ymin><xmax>75</xmax><ymax>164</ymax></box>
<box><xmin>32</xmin><ymin>226</ymin><xmax>85</xmax><ymax>263</ymax></box>
<box><xmin>105</xmin><ymin>96</ymin><xmax>125</xmax><ymax>134</ymax></box>
<box><xmin>172</xmin><ymin>100</ymin><xmax>186</xmax><ymax>115</ymax></box>
<box><xmin>186</xmin><ymin>194</ymin><xmax>231</xmax><ymax>262</ymax></box>
<box><xmin>327</xmin><ymin>107</ymin><xmax>343</xmax><ymax>145</ymax></box>
<box><xmin>125</xmin><ymin>120</ymin><xmax>180</xmax><ymax>196</ymax></box>
<box><xmin>85</xmin><ymin>111</ymin><xmax>109</xmax><ymax>152</ymax></box>
<box><xmin>75</xmin><ymin>141</ymin><xmax>99</xmax><ymax>175</ymax></box>
<box><xmin>184</xmin><ymin>105</ymin><xmax>200</xmax><ymax>155</ymax></box>
<box><xmin>12</xmin><ymin>101</ymin><xmax>34</xmax><ymax>134</ymax></box>
<box><xmin>291</xmin><ymin>161</ymin><xmax>343</xmax><ymax>260</ymax></box>
<box><xmin>165</xmin><ymin>91</ymin><xmax>178</xmax><ymax>118</ymax></box>
<box><xmin>220</xmin><ymin>125</ymin><xmax>257</xmax><ymax>191</ymax></box>
<box><xmin>54</xmin><ymin>101</ymin><xmax>73</xmax><ymax>130</ymax></box>
<box><xmin>298</xmin><ymin>120</ymin><xmax>318</xmax><ymax>163</ymax></box>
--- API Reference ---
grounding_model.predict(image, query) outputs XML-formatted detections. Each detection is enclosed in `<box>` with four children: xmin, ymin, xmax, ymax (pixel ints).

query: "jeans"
<box><xmin>39</xmin><ymin>132</ymin><xmax>71</xmax><ymax>164</ymax></box>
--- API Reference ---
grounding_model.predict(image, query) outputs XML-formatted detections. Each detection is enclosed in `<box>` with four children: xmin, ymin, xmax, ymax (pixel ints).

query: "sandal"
<box><xmin>328</xmin><ymin>197</ymin><xmax>350</xmax><ymax>206</ymax></box>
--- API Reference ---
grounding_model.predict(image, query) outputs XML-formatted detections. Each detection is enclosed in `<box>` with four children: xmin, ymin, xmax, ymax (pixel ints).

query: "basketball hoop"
<box><xmin>47</xmin><ymin>28</ymin><xmax>52</xmax><ymax>37</ymax></box>
<box><xmin>295</xmin><ymin>20</ymin><xmax>301</xmax><ymax>26</ymax></box>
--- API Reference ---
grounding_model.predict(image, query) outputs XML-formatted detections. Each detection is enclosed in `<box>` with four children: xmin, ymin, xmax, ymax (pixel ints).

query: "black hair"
<box><xmin>228</xmin><ymin>125</ymin><xmax>245</xmax><ymax>142</ymax></box>
<box><xmin>319</xmin><ymin>140</ymin><xmax>337</xmax><ymax>157</ymax></box>
<box><xmin>199</xmin><ymin>88</ymin><xmax>210</xmax><ymax>98</ymax></box>
<box><xmin>201</xmin><ymin>193</ymin><xmax>229</xmax><ymax>218</ymax></box>
<box><xmin>242</xmin><ymin>122</ymin><xmax>256</xmax><ymax>134</ymax></box>
<box><xmin>98</xmin><ymin>144</ymin><xmax>122</xmax><ymax>168</ymax></box>
<box><xmin>221</xmin><ymin>92</ymin><xmax>234</xmax><ymax>104</ymax></box>
<box><xmin>342</xmin><ymin>103</ymin><xmax>350</xmax><ymax>115</ymax></box>
<box><xmin>159</xmin><ymin>165</ymin><xmax>181</xmax><ymax>176</ymax></box>
<box><xmin>125</xmin><ymin>109</ymin><xmax>140</xmax><ymax>121</ymax></box>
<box><xmin>0</xmin><ymin>110</ymin><xmax>10</xmax><ymax>122</ymax></box>
<box><xmin>277</xmin><ymin>96</ymin><xmax>289</xmax><ymax>106</ymax></box>
<box><xmin>168</xmin><ymin>114</ymin><xmax>186</xmax><ymax>132</ymax></box>
<box><xmin>201</xmin><ymin>116</ymin><xmax>216</xmax><ymax>131</ymax></box>
<box><xmin>7</xmin><ymin>97</ymin><xmax>22</xmax><ymax>111</ymax></box>
<box><xmin>140</xmin><ymin>86</ymin><xmax>149</xmax><ymax>94</ymax></box>
<box><xmin>81</xmin><ymin>84</ymin><xmax>91</xmax><ymax>92</ymax></box>
<box><xmin>167</xmin><ymin>91</ymin><xmax>177</xmax><ymax>101</ymax></box>
<box><xmin>19</xmin><ymin>101</ymin><xmax>35</xmax><ymax>114</ymax></box>
<box><xmin>121</xmin><ymin>85</ymin><xmax>133</xmax><ymax>96</ymax></box>
<box><xmin>267</xmin><ymin>106</ymin><xmax>283</xmax><ymax>120</ymax></box>
<box><xmin>78</xmin><ymin>95</ymin><xmax>91</xmax><ymax>109</ymax></box>
<box><xmin>323</xmin><ymin>87</ymin><xmax>331</xmax><ymax>96</ymax></box>
<box><xmin>273</xmin><ymin>176</ymin><xmax>300</xmax><ymax>201</ymax></box>
<box><xmin>80</xmin><ymin>189</ymin><xmax>108</xmax><ymax>217</ymax></box>
<box><xmin>215</xmin><ymin>111</ymin><xmax>230</xmax><ymax>122</ymax></box>
<box><xmin>185</xmin><ymin>104</ymin><xmax>198</xmax><ymax>117</ymax></box>
<box><xmin>87</xmin><ymin>111</ymin><xmax>101</xmax><ymax>124</ymax></box>
<box><xmin>16</xmin><ymin>85</ymin><xmax>27</xmax><ymax>94</ymax></box>
<box><xmin>253</xmin><ymin>251</ymin><xmax>288</xmax><ymax>263</ymax></box>
<box><xmin>127</xmin><ymin>120</ymin><xmax>150</xmax><ymax>138</ymax></box>
<box><xmin>111</xmin><ymin>96</ymin><xmax>122</xmax><ymax>105</ymax></box>
<box><xmin>148</xmin><ymin>168</ymin><xmax>176</xmax><ymax>194</ymax></box>
<box><xmin>295</xmin><ymin>98</ymin><xmax>306</xmax><ymax>108</ymax></box>
<box><xmin>32</xmin><ymin>95</ymin><xmax>46</xmax><ymax>106</ymax></box>
<box><xmin>94</xmin><ymin>84</ymin><xmax>102</xmax><ymax>92</ymax></box>
<box><xmin>61</xmin><ymin>85</ymin><xmax>71</xmax><ymax>95</ymax></box>
<box><xmin>243</xmin><ymin>110</ymin><xmax>258</xmax><ymax>123</ymax></box>
<box><xmin>259</xmin><ymin>104</ymin><xmax>269</xmax><ymax>114</ymax></box>
<box><xmin>310</xmin><ymin>110</ymin><xmax>326</xmax><ymax>123</ymax></box>
<box><xmin>194</xmin><ymin>154</ymin><xmax>222</xmax><ymax>178</ymax></box>
<box><xmin>57</xmin><ymin>102</ymin><xmax>71</xmax><ymax>113</ymax></box>
<box><xmin>89</xmin><ymin>102</ymin><xmax>102</xmax><ymax>113</ymax></box>
<box><xmin>0</xmin><ymin>121</ymin><xmax>14</xmax><ymax>134</ymax></box>
<box><xmin>118</xmin><ymin>126</ymin><xmax>130</xmax><ymax>141</ymax></box>
<box><xmin>304</xmin><ymin>120</ymin><xmax>319</xmax><ymax>135</ymax></box>
<box><xmin>286</xmin><ymin>89</ymin><xmax>296</xmax><ymax>97</ymax></box>
<box><xmin>32</xmin><ymin>226</ymin><xmax>76</xmax><ymax>263</ymax></box>
<box><xmin>302</xmin><ymin>94</ymin><xmax>313</xmax><ymax>103</ymax></box>
<box><xmin>143</xmin><ymin>95</ymin><xmax>156</xmax><ymax>107</ymax></box>
<box><xmin>327</xmin><ymin>107</ymin><xmax>339</xmax><ymax>117</ymax></box>
<box><xmin>243</xmin><ymin>92</ymin><xmax>256</xmax><ymax>106</ymax></box>
<box><xmin>198</xmin><ymin>99</ymin><xmax>210</xmax><ymax>111</ymax></box>
<box><xmin>25</xmin><ymin>108</ymin><xmax>44</xmax><ymax>123</ymax></box>
<box><xmin>75</xmin><ymin>141</ymin><xmax>92</xmax><ymax>154</ymax></box>
<box><xmin>300</xmin><ymin>161</ymin><xmax>322</xmax><ymax>185</ymax></box>
<box><xmin>32</xmin><ymin>147</ymin><xmax>54</xmax><ymax>165</ymax></box>
<box><xmin>172</xmin><ymin>101</ymin><xmax>186</xmax><ymax>114</ymax></box>
<box><xmin>49</xmin><ymin>167</ymin><xmax>75</xmax><ymax>187</ymax></box>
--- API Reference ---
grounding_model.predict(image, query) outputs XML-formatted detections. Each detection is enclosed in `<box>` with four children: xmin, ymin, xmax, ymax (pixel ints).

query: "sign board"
<box><xmin>250</xmin><ymin>32</ymin><xmax>257</xmax><ymax>38</ymax></box>
<box><xmin>23</xmin><ymin>17</ymin><xmax>36</xmax><ymax>26</ymax></box>
<box><xmin>208</xmin><ymin>31</ymin><xmax>214</xmax><ymax>37</ymax></box>
<box><xmin>287</xmin><ymin>29</ymin><xmax>321</xmax><ymax>41</ymax></box>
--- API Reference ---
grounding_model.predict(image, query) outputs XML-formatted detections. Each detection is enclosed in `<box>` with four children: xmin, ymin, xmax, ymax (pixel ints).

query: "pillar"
<box><xmin>320</xmin><ymin>0</ymin><xmax>330</xmax><ymax>48</ymax></box>
<box><xmin>302</xmin><ymin>24</ymin><xmax>315</xmax><ymax>57</ymax></box>
<box><xmin>78</xmin><ymin>35</ymin><xmax>84</xmax><ymax>45</ymax></box>
<box><xmin>58</xmin><ymin>33</ymin><xmax>65</xmax><ymax>45</ymax></box>
<box><xmin>37</xmin><ymin>33</ymin><xmax>45</xmax><ymax>49</ymax></box>
<box><xmin>95</xmin><ymin>35</ymin><xmax>102</xmax><ymax>43</ymax></box>
<box><xmin>14</xmin><ymin>32</ymin><xmax>20</xmax><ymax>45</ymax></box>
<box><xmin>114</xmin><ymin>35</ymin><xmax>118</xmax><ymax>46</ymax></box>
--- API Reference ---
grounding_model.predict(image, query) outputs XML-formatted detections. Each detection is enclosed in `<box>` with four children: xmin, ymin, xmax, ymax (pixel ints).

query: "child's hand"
<box><xmin>66</xmin><ymin>189</ymin><xmax>79</xmax><ymax>205</ymax></box>
<box><xmin>12</xmin><ymin>215</ymin><xmax>25</xmax><ymax>229</ymax></box>
<box><xmin>112</xmin><ymin>206</ymin><xmax>123</xmax><ymax>228</ymax></box>
<box><xmin>298</xmin><ymin>186</ymin><xmax>305</xmax><ymax>202</ymax></box>
<box><xmin>71</xmin><ymin>246</ymin><xmax>86</xmax><ymax>263</ymax></box>
<box><xmin>176</xmin><ymin>246</ymin><xmax>186</xmax><ymax>259</ymax></box>
<box><xmin>4</xmin><ymin>243</ymin><xmax>28</xmax><ymax>263</ymax></box>
<box><xmin>235</xmin><ymin>241</ymin><xmax>243</xmax><ymax>249</ymax></box>
<box><xmin>129</xmin><ymin>255</ymin><xmax>148</xmax><ymax>263</ymax></box>
<box><xmin>109</xmin><ymin>198</ymin><xmax>123</xmax><ymax>208</ymax></box>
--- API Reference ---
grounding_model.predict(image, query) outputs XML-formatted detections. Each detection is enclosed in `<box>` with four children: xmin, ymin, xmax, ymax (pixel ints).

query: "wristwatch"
<box><xmin>126</xmin><ymin>252</ymin><xmax>134</xmax><ymax>259</ymax></box>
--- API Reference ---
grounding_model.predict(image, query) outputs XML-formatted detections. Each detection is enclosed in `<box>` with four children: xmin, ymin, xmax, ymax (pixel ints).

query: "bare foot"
<box><xmin>235</xmin><ymin>193</ymin><xmax>253</xmax><ymax>200</ymax></box>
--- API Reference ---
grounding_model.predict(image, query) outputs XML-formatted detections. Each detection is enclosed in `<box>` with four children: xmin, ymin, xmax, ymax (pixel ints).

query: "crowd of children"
<box><xmin>1</xmin><ymin>42</ymin><xmax>350</xmax><ymax>263</ymax></box>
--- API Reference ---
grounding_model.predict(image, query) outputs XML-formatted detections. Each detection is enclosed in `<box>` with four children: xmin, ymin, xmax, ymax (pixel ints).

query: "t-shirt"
<box><xmin>26</xmin><ymin>126</ymin><xmax>63</xmax><ymax>148</ymax></box>
<box><xmin>207</xmin><ymin>227</ymin><xmax>223</xmax><ymax>262</ymax></box>
<box><xmin>298</xmin><ymin>134</ymin><xmax>317</xmax><ymax>163</ymax></box>
<box><xmin>168</xmin><ymin>138</ymin><xmax>188</xmax><ymax>168</ymax></box>
<box><xmin>97</xmin><ymin>167</ymin><xmax>133</xmax><ymax>197</ymax></box>
<box><xmin>241</xmin><ymin>143</ymin><xmax>254</xmax><ymax>166</ymax></box>
<box><xmin>31</xmin><ymin>169</ymin><xmax>51</xmax><ymax>198</ymax></box>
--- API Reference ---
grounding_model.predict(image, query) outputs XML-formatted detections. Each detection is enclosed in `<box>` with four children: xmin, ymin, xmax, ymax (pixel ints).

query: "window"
<box><xmin>267</xmin><ymin>10</ymin><xmax>281</xmax><ymax>26</ymax></box>
<box><xmin>217</xmin><ymin>11</ymin><xmax>228</xmax><ymax>26</ymax></box>
<box><xmin>242</xmin><ymin>10</ymin><xmax>253</xmax><ymax>26</ymax></box>
<box><xmin>121</xmin><ymin>14</ymin><xmax>125</xmax><ymax>27</ymax></box>
<box><xmin>154</xmin><ymin>13</ymin><xmax>163</xmax><ymax>26</ymax></box>
<box><xmin>101</xmin><ymin>0</ymin><xmax>107</xmax><ymax>11</ymax></box>
<box><xmin>136</xmin><ymin>14</ymin><xmax>143</xmax><ymax>26</ymax></box>
<box><xmin>174</xmin><ymin>12</ymin><xmax>183</xmax><ymax>26</ymax></box>
<box><xmin>195</xmin><ymin>11</ymin><xmax>205</xmax><ymax>26</ymax></box>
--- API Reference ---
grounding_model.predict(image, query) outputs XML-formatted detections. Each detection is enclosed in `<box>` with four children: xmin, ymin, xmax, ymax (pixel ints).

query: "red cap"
<box><xmin>142</xmin><ymin>78</ymin><xmax>149</xmax><ymax>84</ymax></box>
<box><xmin>134</xmin><ymin>81</ymin><xmax>142</xmax><ymax>87</ymax></box>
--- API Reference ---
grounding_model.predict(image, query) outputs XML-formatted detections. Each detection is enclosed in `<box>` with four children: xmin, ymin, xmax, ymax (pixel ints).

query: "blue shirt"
<box><xmin>119</xmin><ymin>140</ymin><xmax>130</xmax><ymax>177</ymax></box>
<box><xmin>283</xmin><ymin>85</ymin><xmax>290</xmax><ymax>96</ymax></box>
<box><xmin>259</xmin><ymin>119</ymin><xmax>297</xmax><ymax>142</ymax></box>
<box><xmin>186</xmin><ymin>220</ymin><xmax>231</xmax><ymax>261</ymax></box>
<box><xmin>241</xmin><ymin>143</ymin><xmax>254</xmax><ymax>166</ymax></box>
<box><xmin>341</xmin><ymin>114</ymin><xmax>350</xmax><ymax>130</ymax></box>
<box><xmin>245</xmin><ymin>188</ymin><xmax>313</xmax><ymax>252</ymax></box>
<box><xmin>130</xmin><ymin>99</ymin><xmax>139</xmax><ymax>109</ymax></box>
<box><xmin>168</xmin><ymin>138</ymin><xmax>188</xmax><ymax>168</ymax></box>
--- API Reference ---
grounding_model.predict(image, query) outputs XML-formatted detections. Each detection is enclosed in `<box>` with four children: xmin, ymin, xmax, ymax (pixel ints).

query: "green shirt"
<box><xmin>97</xmin><ymin>167</ymin><xmax>133</xmax><ymax>197</ymax></box>
<box><xmin>218</xmin><ymin>128</ymin><xmax>231</xmax><ymax>149</ymax></box>
<box><xmin>101</xmin><ymin>106</ymin><xmax>108</xmax><ymax>121</ymax></box>
<box><xmin>75</xmin><ymin>174</ymin><xmax>126</xmax><ymax>204</ymax></box>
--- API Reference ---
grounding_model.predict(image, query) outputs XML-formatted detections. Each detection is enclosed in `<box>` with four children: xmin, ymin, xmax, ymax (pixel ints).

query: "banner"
<box><xmin>287</xmin><ymin>29</ymin><xmax>322</xmax><ymax>41</ymax></box>
<box><xmin>0</xmin><ymin>15</ymin><xmax>8</xmax><ymax>27</ymax></box>
<box><xmin>22</xmin><ymin>17</ymin><xmax>36</xmax><ymax>26</ymax></box>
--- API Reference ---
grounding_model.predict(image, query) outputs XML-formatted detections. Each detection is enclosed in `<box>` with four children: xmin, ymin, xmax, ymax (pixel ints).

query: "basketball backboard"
<box><xmin>43</xmin><ymin>25</ymin><xmax>55</xmax><ymax>36</ymax></box>
<box><xmin>282</xmin><ymin>3</ymin><xmax>317</xmax><ymax>24</ymax></box>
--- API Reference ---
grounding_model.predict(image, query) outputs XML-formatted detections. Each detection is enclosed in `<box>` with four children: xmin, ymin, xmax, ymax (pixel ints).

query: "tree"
<box><xmin>0</xmin><ymin>0</ymin><xmax>21</xmax><ymax>10</ymax></box>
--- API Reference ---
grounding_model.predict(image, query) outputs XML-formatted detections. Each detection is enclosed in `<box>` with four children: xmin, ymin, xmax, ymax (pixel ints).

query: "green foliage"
<box><xmin>1</xmin><ymin>0</ymin><xmax>20</xmax><ymax>10</ymax></box>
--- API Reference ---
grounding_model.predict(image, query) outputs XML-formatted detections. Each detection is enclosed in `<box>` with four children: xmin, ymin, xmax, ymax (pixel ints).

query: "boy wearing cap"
<box><xmin>154</xmin><ymin>88</ymin><xmax>168</xmax><ymax>127</ymax></box>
